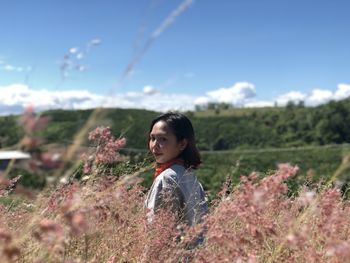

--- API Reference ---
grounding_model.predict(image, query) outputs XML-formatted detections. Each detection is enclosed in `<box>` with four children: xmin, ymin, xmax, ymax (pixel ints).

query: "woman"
<box><xmin>145</xmin><ymin>112</ymin><xmax>208</xmax><ymax>226</ymax></box>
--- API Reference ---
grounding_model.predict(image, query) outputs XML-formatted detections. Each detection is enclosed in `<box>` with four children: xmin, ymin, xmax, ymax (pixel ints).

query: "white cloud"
<box><xmin>194</xmin><ymin>96</ymin><xmax>210</xmax><ymax>105</ymax></box>
<box><xmin>143</xmin><ymin>85</ymin><xmax>159</xmax><ymax>95</ymax></box>
<box><xmin>76</xmin><ymin>52</ymin><xmax>84</xmax><ymax>60</ymax></box>
<box><xmin>275</xmin><ymin>91</ymin><xmax>307</xmax><ymax>106</ymax></box>
<box><xmin>0</xmin><ymin>84</ymin><xmax>100</xmax><ymax>114</ymax></box>
<box><xmin>307</xmin><ymin>89</ymin><xmax>333</xmax><ymax>106</ymax></box>
<box><xmin>0</xmin><ymin>84</ymin><xmax>196</xmax><ymax>115</ymax></box>
<box><xmin>273</xmin><ymin>84</ymin><xmax>350</xmax><ymax>107</ymax></box>
<box><xmin>89</xmin><ymin>38</ymin><xmax>102</xmax><ymax>46</ymax></box>
<box><xmin>69</xmin><ymin>47</ymin><xmax>79</xmax><ymax>54</ymax></box>
<box><xmin>2</xmin><ymin>64</ymin><xmax>31</xmax><ymax>72</ymax></box>
<box><xmin>4</xmin><ymin>65</ymin><xmax>16</xmax><ymax>71</ymax></box>
<box><xmin>1</xmin><ymin>82</ymin><xmax>350</xmax><ymax>116</ymax></box>
<box><xmin>196</xmin><ymin>82</ymin><xmax>256</xmax><ymax>106</ymax></box>
<box><xmin>334</xmin><ymin>83</ymin><xmax>350</xmax><ymax>100</ymax></box>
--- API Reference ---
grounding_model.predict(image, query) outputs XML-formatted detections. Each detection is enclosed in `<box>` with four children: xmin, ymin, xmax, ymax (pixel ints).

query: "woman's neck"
<box><xmin>154</xmin><ymin>158</ymin><xmax>184</xmax><ymax>179</ymax></box>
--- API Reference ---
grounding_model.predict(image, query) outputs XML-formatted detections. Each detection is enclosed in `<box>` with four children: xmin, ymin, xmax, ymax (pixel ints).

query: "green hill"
<box><xmin>1</xmin><ymin>98</ymin><xmax>350</xmax><ymax>151</ymax></box>
<box><xmin>2</xmin><ymin>100</ymin><xmax>350</xmax><ymax>196</ymax></box>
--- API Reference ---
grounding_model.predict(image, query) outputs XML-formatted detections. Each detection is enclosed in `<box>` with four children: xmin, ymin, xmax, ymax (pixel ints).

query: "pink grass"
<box><xmin>2</xmin><ymin>126</ymin><xmax>350</xmax><ymax>262</ymax></box>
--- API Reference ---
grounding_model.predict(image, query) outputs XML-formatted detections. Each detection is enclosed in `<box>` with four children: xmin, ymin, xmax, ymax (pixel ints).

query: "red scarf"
<box><xmin>154</xmin><ymin>158</ymin><xmax>184</xmax><ymax>180</ymax></box>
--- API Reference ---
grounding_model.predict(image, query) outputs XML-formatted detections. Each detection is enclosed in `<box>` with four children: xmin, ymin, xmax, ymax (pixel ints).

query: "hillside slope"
<box><xmin>1</xmin><ymin>98</ymin><xmax>350</xmax><ymax>151</ymax></box>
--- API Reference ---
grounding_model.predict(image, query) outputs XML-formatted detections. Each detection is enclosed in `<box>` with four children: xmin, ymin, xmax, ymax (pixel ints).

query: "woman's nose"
<box><xmin>151</xmin><ymin>139</ymin><xmax>159</xmax><ymax>149</ymax></box>
<box><xmin>154</xmin><ymin>139</ymin><xmax>160</xmax><ymax>148</ymax></box>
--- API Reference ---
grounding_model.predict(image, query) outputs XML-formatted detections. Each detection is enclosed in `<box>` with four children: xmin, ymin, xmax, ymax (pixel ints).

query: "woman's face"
<box><xmin>149</xmin><ymin>121</ymin><xmax>187</xmax><ymax>164</ymax></box>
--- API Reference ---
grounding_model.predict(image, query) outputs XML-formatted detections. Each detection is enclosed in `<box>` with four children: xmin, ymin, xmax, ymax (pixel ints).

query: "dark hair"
<box><xmin>148</xmin><ymin>112</ymin><xmax>201</xmax><ymax>169</ymax></box>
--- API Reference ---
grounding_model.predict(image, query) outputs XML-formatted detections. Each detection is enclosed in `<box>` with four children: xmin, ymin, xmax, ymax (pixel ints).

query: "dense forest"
<box><xmin>1</xmin><ymin>98</ymin><xmax>350</xmax><ymax>151</ymax></box>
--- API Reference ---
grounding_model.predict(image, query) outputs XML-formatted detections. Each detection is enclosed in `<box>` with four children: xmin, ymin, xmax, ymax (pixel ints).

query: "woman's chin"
<box><xmin>155</xmin><ymin>157</ymin><xmax>167</xmax><ymax>164</ymax></box>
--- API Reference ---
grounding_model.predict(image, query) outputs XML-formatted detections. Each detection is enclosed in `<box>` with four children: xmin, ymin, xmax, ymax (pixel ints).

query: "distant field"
<box><xmin>193</xmin><ymin>106</ymin><xmax>282</xmax><ymax>118</ymax></box>
<box><xmin>197</xmin><ymin>144</ymin><xmax>350</xmax><ymax>199</ymax></box>
<box><xmin>136</xmin><ymin>144</ymin><xmax>350</xmax><ymax>200</ymax></box>
<box><xmin>2</xmin><ymin>103</ymin><xmax>350</xmax><ymax>199</ymax></box>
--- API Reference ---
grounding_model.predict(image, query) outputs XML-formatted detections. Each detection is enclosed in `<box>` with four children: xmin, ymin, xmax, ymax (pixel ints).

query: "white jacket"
<box><xmin>145</xmin><ymin>164</ymin><xmax>208</xmax><ymax>226</ymax></box>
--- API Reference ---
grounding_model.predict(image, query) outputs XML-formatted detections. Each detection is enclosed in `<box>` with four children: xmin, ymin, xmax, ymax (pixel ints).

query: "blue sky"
<box><xmin>1</xmin><ymin>0</ymin><xmax>350</xmax><ymax>114</ymax></box>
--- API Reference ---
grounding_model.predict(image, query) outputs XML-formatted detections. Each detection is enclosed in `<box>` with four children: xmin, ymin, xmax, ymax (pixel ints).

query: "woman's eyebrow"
<box><xmin>150</xmin><ymin>131</ymin><xmax>168</xmax><ymax>136</ymax></box>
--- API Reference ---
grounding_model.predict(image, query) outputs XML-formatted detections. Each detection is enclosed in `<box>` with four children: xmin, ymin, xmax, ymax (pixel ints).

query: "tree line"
<box><xmin>0</xmin><ymin>98</ymin><xmax>350</xmax><ymax>151</ymax></box>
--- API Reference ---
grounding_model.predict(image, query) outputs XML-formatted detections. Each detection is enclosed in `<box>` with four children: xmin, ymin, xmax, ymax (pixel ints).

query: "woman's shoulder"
<box><xmin>155</xmin><ymin>164</ymin><xmax>186</xmax><ymax>184</ymax></box>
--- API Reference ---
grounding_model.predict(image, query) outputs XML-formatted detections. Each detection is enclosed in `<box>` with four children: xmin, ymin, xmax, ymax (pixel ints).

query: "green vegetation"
<box><xmin>197</xmin><ymin>144</ymin><xmax>350</xmax><ymax>199</ymax></box>
<box><xmin>192</xmin><ymin>99</ymin><xmax>350</xmax><ymax>150</ymax></box>
<box><xmin>0</xmin><ymin>115</ymin><xmax>23</xmax><ymax>148</ymax></box>
<box><xmin>38</xmin><ymin>108</ymin><xmax>158</xmax><ymax>149</ymax></box>
<box><xmin>1</xmin><ymin>99</ymin><xmax>350</xmax><ymax>151</ymax></box>
<box><xmin>1</xmin><ymin>99</ymin><xmax>350</xmax><ymax>196</ymax></box>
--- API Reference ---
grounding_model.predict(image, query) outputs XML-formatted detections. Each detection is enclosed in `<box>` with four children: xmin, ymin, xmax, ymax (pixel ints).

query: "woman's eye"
<box><xmin>150</xmin><ymin>136</ymin><xmax>167</xmax><ymax>143</ymax></box>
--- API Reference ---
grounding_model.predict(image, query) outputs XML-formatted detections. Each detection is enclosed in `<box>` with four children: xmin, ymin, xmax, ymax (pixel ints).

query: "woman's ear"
<box><xmin>180</xmin><ymin>139</ymin><xmax>188</xmax><ymax>151</ymax></box>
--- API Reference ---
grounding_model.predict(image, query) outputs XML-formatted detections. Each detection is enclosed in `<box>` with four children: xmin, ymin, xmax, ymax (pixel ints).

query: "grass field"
<box><xmin>2</xmin><ymin>122</ymin><xmax>350</xmax><ymax>262</ymax></box>
<box><xmin>134</xmin><ymin>143</ymin><xmax>350</xmax><ymax>200</ymax></box>
<box><xmin>197</xmin><ymin>144</ymin><xmax>350</xmax><ymax>199</ymax></box>
<box><xmin>192</xmin><ymin>106</ymin><xmax>282</xmax><ymax>118</ymax></box>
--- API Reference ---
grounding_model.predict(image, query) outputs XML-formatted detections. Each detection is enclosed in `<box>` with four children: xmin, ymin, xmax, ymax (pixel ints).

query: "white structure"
<box><xmin>0</xmin><ymin>151</ymin><xmax>31</xmax><ymax>160</ymax></box>
<box><xmin>0</xmin><ymin>151</ymin><xmax>30</xmax><ymax>170</ymax></box>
